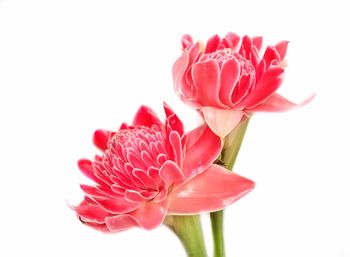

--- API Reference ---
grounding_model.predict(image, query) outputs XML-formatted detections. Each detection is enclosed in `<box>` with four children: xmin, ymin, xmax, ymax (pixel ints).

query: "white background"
<box><xmin>1</xmin><ymin>0</ymin><xmax>349</xmax><ymax>256</ymax></box>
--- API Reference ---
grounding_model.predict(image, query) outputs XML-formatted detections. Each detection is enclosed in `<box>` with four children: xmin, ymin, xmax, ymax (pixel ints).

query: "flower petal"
<box><xmin>219</xmin><ymin>58</ymin><xmax>240</xmax><ymax>107</ymax></box>
<box><xmin>202</xmin><ymin>107</ymin><xmax>245</xmax><ymax>138</ymax></box>
<box><xmin>89</xmin><ymin>197</ymin><xmax>140</xmax><ymax>214</ymax></box>
<box><xmin>192</xmin><ymin>60</ymin><xmax>226</xmax><ymax>108</ymax></box>
<box><xmin>240</xmin><ymin>66</ymin><xmax>285</xmax><ymax>109</ymax></box>
<box><xmin>159</xmin><ymin>161</ymin><xmax>184</xmax><ymax>186</ymax></box>
<box><xmin>164</xmin><ymin>102</ymin><xmax>184</xmax><ymax>136</ymax></box>
<box><xmin>251</xmin><ymin>93</ymin><xmax>316</xmax><ymax>112</ymax></box>
<box><xmin>168</xmin><ymin>164</ymin><xmax>254</xmax><ymax>214</ymax></box>
<box><xmin>133</xmin><ymin>105</ymin><xmax>162</xmax><ymax>128</ymax></box>
<box><xmin>105</xmin><ymin>214</ymin><xmax>139</xmax><ymax>232</ymax></box>
<box><xmin>205</xmin><ymin>34</ymin><xmax>220</xmax><ymax>53</ymax></box>
<box><xmin>76</xmin><ymin>201</ymin><xmax>110</xmax><ymax>224</ymax></box>
<box><xmin>182</xmin><ymin>125</ymin><xmax>222</xmax><ymax>178</ymax></box>
<box><xmin>93</xmin><ymin>129</ymin><xmax>114</xmax><ymax>151</ymax></box>
<box><xmin>106</xmin><ymin>202</ymin><xmax>167</xmax><ymax>231</ymax></box>
<box><xmin>275</xmin><ymin>40</ymin><xmax>289</xmax><ymax>61</ymax></box>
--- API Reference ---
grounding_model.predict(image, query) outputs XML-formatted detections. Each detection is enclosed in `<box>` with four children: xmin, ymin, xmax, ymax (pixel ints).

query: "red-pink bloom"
<box><xmin>72</xmin><ymin>103</ymin><xmax>254</xmax><ymax>233</ymax></box>
<box><xmin>173</xmin><ymin>33</ymin><xmax>315</xmax><ymax>137</ymax></box>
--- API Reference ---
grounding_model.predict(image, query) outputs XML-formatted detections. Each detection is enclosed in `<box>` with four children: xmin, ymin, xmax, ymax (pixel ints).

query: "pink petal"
<box><xmin>205</xmin><ymin>34</ymin><xmax>220</xmax><ymax>53</ymax></box>
<box><xmin>93</xmin><ymin>129</ymin><xmax>113</xmax><ymax>151</ymax></box>
<box><xmin>219</xmin><ymin>58</ymin><xmax>240</xmax><ymax>107</ymax></box>
<box><xmin>89</xmin><ymin>196</ymin><xmax>140</xmax><ymax>214</ymax></box>
<box><xmin>182</xmin><ymin>125</ymin><xmax>222</xmax><ymax>178</ymax></box>
<box><xmin>124</xmin><ymin>190</ymin><xmax>158</xmax><ymax>203</ymax></box>
<box><xmin>78</xmin><ymin>159</ymin><xmax>107</xmax><ymax>186</ymax></box>
<box><xmin>173</xmin><ymin>52</ymin><xmax>189</xmax><ymax>94</ymax></box>
<box><xmin>240</xmin><ymin>66</ymin><xmax>285</xmax><ymax>109</ymax></box>
<box><xmin>76</xmin><ymin>202</ymin><xmax>110</xmax><ymax>223</ymax></box>
<box><xmin>168</xmin><ymin>131</ymin><xmax>183</xmax><ymax>166</ymax></box>
<box><xmin>181</xmin><ymin>34</ymin><xmax>194</xmax><ymax>49</ymax></box>
<box><xmin>275</xmin><ymin>40</ymin><xmax>289</xmax><ymax>61</ymax></box>
<box><xmin>192</xmin><ymin>60</ymin><xmax>226</xmax><ymax>108</ymax></box>
<box><xmin>222</xmin><ymin>32</ymin><xmax>240</xmax><ymax>50</ymax></box>
<box><xmin>202</xmin><ymin>107</ymin><xmax>245</xmax><ymax>138</ymax></box>
<box><xmin>105</xmin><ymin>214</ymin><xmax>139</xmax><ymax>232</ymax></box>
<box><xmin>252</xmin><ymin>93</ymin><xmax>316</xmax><ymax>112</ymax></box>
<box><xmin>163</xmin><ymin>102</ymin><xmax>184</xmax><ymax>136</ymax></box>
<box><xmin>133</xmin><ymin>105</ymin><xmax>162</xmax><ymax>128</ymax></box>
<box><xmin>168</xmin><ymin>164</ymin><xmax>254</xmax><ymax>214</ymax></box>
<box><xmin>252</xmin><ymin>36</ymin><xmax>263</xmax><ymax>51</ymax></box>
<box><xmin>159</xmin><ymin>161</ymin><xmax>184</xmax><ymax>186</ymax></box>
<box><xmin>84</xmin><ymin>221</ymin><xmax>110</xmax><ymax>233</ymax></box>
<box><xmin>107</xmin><ymin>202</ymin><xmax>167</xmax><ymax>231</ymax></box>
<box><xmin>261</xmin><ymin>46</ymin><xmax>281</xmax><ymax>68</ymax></box>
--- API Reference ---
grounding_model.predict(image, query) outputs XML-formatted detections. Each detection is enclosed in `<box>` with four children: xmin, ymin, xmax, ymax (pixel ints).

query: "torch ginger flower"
<box><xmin>173</xmin><ymin>33</ymin><xmax>315</xmax><ymax>137</ymax></box>
<box><xmin>72</xmin><ymin>103</ymin><xmax>254</xmax><ymax>232</ymax></box>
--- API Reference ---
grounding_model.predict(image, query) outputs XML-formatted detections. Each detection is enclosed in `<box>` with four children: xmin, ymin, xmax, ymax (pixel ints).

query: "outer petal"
<box><xmin>202</xmin><ymin>107</ymin><xmax>245</xmax><ymax>138</ymax></box>
<box><xmin>133</xmin><ymin>105</ymin><xmax>162</xmax><ymax>128</ymax></box>
<box><xmin>164</xmin><ymin>102</ymin><xmax>184</xmax><ymax>136</ymax></box>
<box><xmin>106</xmin><ymin>202</ymin><xmax>167</xmax><ymax>231</ymax></box>
<box><xmin>93</xmin><ymin>129</ymin><xmax>113</xmax><ymax>151</ymax></box>
<box><xmin>275</xmin><ymin>41</ymin><xmax>289</xmax><ymax>61</ymax></box>
<box><xmin>219</xmin><ymin>58</ymin><xmax>240</xmax><ymax>107</ymax></box>
<box><xmin>182</xmin><ymin>125</ymin><xmax>222</xmax><ymax>178</ymax></box>
<box><xmin>205</xmin><ymin>34</ymin><xmax>220</xmax><ymax>53</ymax></box>
<box><xmin>192</xmin><ymin>60</ymin><xmax>226</xmax><ymax>108</ymax></box>
<box><xmin>251</xmin><ymin>93</ymin><xmax>316</xmax><ymax>112</ymax></box>
<box><xmin>168</xmin><ymin>164</ymin><xmax>254</xmax><ymax>214</ymax></box>
<box><xmin>239</xmin><ymin>66</ymin><xmax>285</xmax><ymax>109</ymax></box>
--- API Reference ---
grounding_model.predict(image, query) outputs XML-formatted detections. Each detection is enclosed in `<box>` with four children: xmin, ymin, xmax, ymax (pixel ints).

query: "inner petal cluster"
<box><xmin>94</xmin><ymin>125</ymin><xmax>168</xmax><ymax>202</ymax></box>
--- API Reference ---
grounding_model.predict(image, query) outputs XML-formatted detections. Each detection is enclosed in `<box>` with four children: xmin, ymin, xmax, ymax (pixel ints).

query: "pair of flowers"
<box><xmin>72</xmin><ymin>32</ymin><xmax>313</xmax><ymax>233</ymax></box>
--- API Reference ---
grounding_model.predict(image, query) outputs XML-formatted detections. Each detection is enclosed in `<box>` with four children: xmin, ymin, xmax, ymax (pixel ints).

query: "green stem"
<box><xmin>210</xmin><ymin>117</ymin><xmax>250</xmax><ymax>257</ymax></box>
<box><xmin>165</xmin><ymin>215</ymin><xmax>208</xmax><ymax>257</ymax></box>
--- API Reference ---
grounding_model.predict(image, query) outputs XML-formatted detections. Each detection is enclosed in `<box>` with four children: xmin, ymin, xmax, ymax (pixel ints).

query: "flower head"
<box><xmin>173</xmin><ymin>33</ymin><xmax>315</xmax><ymax>137</ymax></box>
<box><xmin>72</xmin><ymin>103</ymin><xmax>254</xmax><ymax>233</ymax></box>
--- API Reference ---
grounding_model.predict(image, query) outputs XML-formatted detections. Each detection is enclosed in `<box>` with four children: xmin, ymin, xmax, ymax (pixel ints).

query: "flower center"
<box><xmin>208</xmin><ymin>48</ymin><xmax>254</xmax><ymax>74</ymax></box>
<box><xmin>107</xmin><ymin>125</ymin><xmax>168</xmax><ymax>170</ymax></box>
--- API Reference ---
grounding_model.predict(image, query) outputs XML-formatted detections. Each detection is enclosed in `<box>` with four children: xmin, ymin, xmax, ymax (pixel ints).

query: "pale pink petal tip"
<box><xmin>202</xmin><ymin>107</ymin><xmax>245</xmax><ymax>138</ymax></box>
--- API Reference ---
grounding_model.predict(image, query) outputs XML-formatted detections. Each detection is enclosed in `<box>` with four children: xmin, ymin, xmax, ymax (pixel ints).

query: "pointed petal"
<box><xmin>183</xmin><ymin>125</ymin><xmax>222</xmax><ymax>178</ymax></box>
<box><xmin>192</xmin><ymin>60</ymin><xmax>226</xmax><ymax>108</ymax></box>
<box><xmin>205</xmin><ymin>34</ymin><xmax>220</xmax><ymax>53</ymax></box>
<box><xmin>275</xmin><ymin>41</ymin><xmax>289</xmax><ymax>61</ymax></box>
<box><xmin>163</xmin><ymin>102</ymin><xmax>184</xmax><ymax>136</ymax></box>
<box><xmin>159</xmin><ymin>161</ymin><xmax>184</xmax><ymax>186</ymax></box>
<box><xmin>93</xmin><ymin>129</ymin><xmax>113</xmax><ymax>151</ymax></box>
<box><xmin>89</xmin><ymin>196</ymin><xmax>140</xmax><ymax>214</ymax></box>
<box><xmin>252</xmin><ymin>93</ymin><xmax>316</xmax><ymax>112</ymax></box>
<box><xmin>168</xmin><ymin>165</ymin><xmax>254</xmax><ymax>214</ymax></box>
<box><xmin>76</xmin><ymin>201</ymin><xmax>110</xmax><ymax>223</ymax></box>
<box><xmin>241</xmin><ymin>66</ymin><xmax>285</xmax><ymax>109</ymax></box>
<box><xmin>202</xmin><ymin>107</ymin><xmax>245</xmax><ymax>138</ymax></box>
<box><xmin>181</xmin><ymin>34</ymin><xmax>194</xmax><ymax>49</ymax></box>
<box><xmin>78</xmin><ymin>159</ymin><xmax>107</xmax><ymax>186</ymax></box>
<box><xmin>252</xmin><ymin>36</ymin><xmax>263</xmax><ymax>51</ymax></box>
<box><xmin>107</xmin><ymin>202</ymin><xmax>167</xmax><ymax>231</ymax></box>
<box><xmin>133</xmin><ymin>105</ymin><xmax>162</xmax><ymax>128</ymax></box>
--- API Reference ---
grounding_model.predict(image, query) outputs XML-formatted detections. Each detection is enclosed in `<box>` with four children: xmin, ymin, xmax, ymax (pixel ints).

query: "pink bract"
<box><xmin>173</xmin><ymin>33</ymin><xmax>315</xmax><ymax>137</ymax></box>
<box><xmin>72</xmin><ymin>103</ymin><xmax>254</xmax><ymax>233</ymax></box>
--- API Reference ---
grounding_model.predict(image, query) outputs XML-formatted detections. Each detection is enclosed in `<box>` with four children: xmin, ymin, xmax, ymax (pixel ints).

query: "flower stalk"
<box><xmin>210</xmin><ymin>117</ymin><xmax>250</xmax><ymax>257</ymax></box>
<box><xmin>165</xmin><ymin>215</ymin><xmax>208</xmax><ymax>257</ymax></box>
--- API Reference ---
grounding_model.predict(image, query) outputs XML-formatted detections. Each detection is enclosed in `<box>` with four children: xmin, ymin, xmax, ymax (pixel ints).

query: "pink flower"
<box><xmin>72</xmin><ymin>103</ymin><xmax>254</xmax><ymax>233</ymax></box>
<box><xmin>173</xmin><ymin>33</ymin><xmax>315</xmax><ymax>137</ymax></box>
